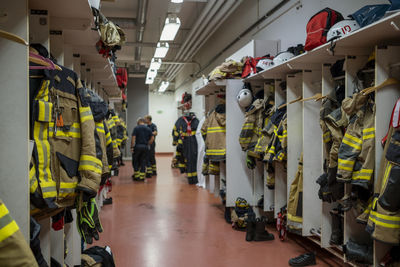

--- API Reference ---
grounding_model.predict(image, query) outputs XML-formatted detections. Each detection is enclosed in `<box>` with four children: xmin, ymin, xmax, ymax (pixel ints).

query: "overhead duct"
<box><xmin>164</xmin><ymin>0</ymin><xmax>242</xmax><ymax>80</ymax></box>
<box><xmin>134</xmin><ymin>0</ymin><xmax>149</xmax><ymax>71</ymax></box>
<box><xmin>107</xmin><ymin>17</ymin><xmax>137</xmax><ymax>29</ymax></box>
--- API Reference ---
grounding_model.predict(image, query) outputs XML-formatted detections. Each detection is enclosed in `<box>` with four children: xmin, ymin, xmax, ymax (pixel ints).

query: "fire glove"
<box><xmin>76</xmin><ymin>195</ymin><xmax>103</xmax><ymax>245</ymax></box>
<box><xmin>316</xmin><ymin>173</ymin><xmax>333</xmax><ymax>203</ymax></box>
<box><xmin>246</xmin><ymin>155</ymin><xmax>256</xmax><ymax>169</ymax></box>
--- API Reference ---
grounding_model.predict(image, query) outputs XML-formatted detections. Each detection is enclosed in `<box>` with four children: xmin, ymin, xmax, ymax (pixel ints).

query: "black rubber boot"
<box><xmin>289</xmin><ymin>252</ymin><xmax>316</xmax><ymax>266</ymax></box>
<box><xmin>245</xmin><ymin>215</ymin><xmax>256</xmax><ymax>241</ymax></box>
<box><xmin>343</xmin><ymin>239</ymin><xmax>373</xmax><ymax>265</ymax></box>
<box><xmin>253</xmin><ymin>218</ymin><xmax>274</xmax><ymax>241</ymax></box>
<box><xmin>329</xmin><ymin>208</ymin><xmax>343</xmax><ymax>245</ymax></box>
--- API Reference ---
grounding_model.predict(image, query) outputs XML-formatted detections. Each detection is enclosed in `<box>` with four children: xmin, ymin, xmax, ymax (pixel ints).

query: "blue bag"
<box><xmin>350</xmin><ymin>4</ymin><xmax>390</xmax><ymax>27</ymax></box>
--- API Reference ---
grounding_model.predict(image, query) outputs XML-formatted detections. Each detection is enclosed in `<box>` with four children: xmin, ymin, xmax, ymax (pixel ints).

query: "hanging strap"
<box><xmin>182</xmin><ymin>116</ymin><xmax>193</xmax><ymax>136</ymax></box>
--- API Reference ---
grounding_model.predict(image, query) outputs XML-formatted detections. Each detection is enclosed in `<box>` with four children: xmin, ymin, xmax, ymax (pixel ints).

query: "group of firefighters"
<box><xmin>130</xmin><ymin>115</ymin><xmax>158</xmax><ymax>181</ymax></box>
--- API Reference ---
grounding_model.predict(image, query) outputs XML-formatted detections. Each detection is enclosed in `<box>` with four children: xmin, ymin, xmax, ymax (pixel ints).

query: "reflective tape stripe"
<box><xmin>342</xmin><ymin>138</ymin><xmax>362</xmax><ymax>151</ymax></box>
<box><xmin>38</xmin><ymin>100</ymin><xmax>53</xmax><ymax>122</ymax></box>
<box><xmin>207</xmin><ymin>129</ymin><xmax>226</xmax><ymax>133</ymax></box>
<box><xmin>79</xmin><ymin>155</ymin><xmax>102</xmax><ymax>174</ymax></box>
<box><xmin>80</xmin><ymin>107</ymin><xmax>93</xmax><ymax>123</ymax></box>
<box><xmin>352</xmin><ymin>169</ymin><xmax>373</xmax><ymax>181</ymax></box>
<box><xmin>29</xmin><ymin>165</ymin><xmax>38</xmax><ymax>193</ymax></box>
<box><xmin>95</xmin><ymin>122</ymin><xmax>105</xmax><ymax>134</ymax></box>
<box><xmin>287</xmin><ymin>213</ymin><xmax>303</xmax><ymax>223</ymax></box>
<box><xmin>0</xmin><ymin>204</ymin><xmax>19</xmax><ymax>242</ymax></box>
<box><xmin>363</xmin><ymin>128</ymin><xmax>375</xmax><ymax>140</ymax></box>
<box><xmin>344</xmin><ymin>133</ymin><xmax>362</xmax><ymax>144</ymax></box>
<box><xmin>382</xmin><ymin>162</ymin><xmax>392</xmax><ymax>191</ymax></box>
<box><xmin>187</xmin><ymin>172</ymin><xmax>197</xmax><ymax>177</ymax></box>
<box><xmin>338</xmin><ymin>158</ymin><xmax>355</xmax><ymax>171</ymax></box>
<box><xmin>106</xmin><ymin>132</ymin><xmax>112</xmax><ymax>145</ymax></box>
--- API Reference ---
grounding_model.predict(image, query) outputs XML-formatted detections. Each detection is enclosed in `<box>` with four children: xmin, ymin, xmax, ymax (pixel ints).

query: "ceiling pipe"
<box><xmin>134</xmin><ymin>0</ymin><xmax>149</xmax><ymax>71</ymax></box>
<box><xmin>108</xmin><ymin>17</ymin><xmax>137</xmax><ymax>29</ymax></box>
<box><xmin>163</xmin><ymin>0</ymin><xmax>218</xmax><ymax>77</ymax></box>
<box><xmin>167</xmin><ymin>0</ymin><xmax>240</xmax><ymax>80</ymax></box>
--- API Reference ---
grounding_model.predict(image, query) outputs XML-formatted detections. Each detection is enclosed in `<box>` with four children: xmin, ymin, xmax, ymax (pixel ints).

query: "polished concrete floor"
<box><xmin>93</xmin><ymin>155</ymin><xmax>345</xmax><ymax>267</ymax></box>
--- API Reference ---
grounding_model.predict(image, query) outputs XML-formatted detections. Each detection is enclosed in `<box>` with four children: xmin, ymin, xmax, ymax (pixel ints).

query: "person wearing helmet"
<box><xmin>327</xmin><ymin>20</ymin><xmax>360</xmax><ymax>42</ymax></box>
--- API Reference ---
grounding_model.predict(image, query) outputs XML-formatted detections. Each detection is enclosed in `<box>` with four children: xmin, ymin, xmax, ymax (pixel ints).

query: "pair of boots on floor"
<box><xmin>245</xmin><ymin>216</ymin><xmax>274</xmax><ymax>242</ymax></box>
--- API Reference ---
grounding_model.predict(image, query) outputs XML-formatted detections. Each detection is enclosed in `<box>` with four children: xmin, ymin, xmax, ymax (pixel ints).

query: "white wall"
<box><xmin>174</xmin><ymin>0</ymin><xmax>388</xmax><ymax>83</ymax></box>
<box><xmin>149</xmin><ymin>92</ymin><xmax>177</xmax><ymax>153</ymax></box>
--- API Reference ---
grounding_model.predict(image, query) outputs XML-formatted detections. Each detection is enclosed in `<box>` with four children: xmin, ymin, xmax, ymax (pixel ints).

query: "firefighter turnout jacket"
<box><xmin>201</xmin><ymin>104</ymin><xmax>226</xmax><ymax>161</ymax></box>
<box><xmin>337</xmin><ymin>93</ymin><xmax>375</xmax><ymax>189</ymax></box>
<box><xmin>287</xmin><ymin>153</ymin><xmax>303</xmax><ymax>234</ymax></box>
<box><xmin>0</xmin><ymin>199</ymin><xmax>38</xmax><ymax>267</ymax></box>
<box><xmin>239</xmin><ymin>98</ymin><xmax>266</xmax><ymax>151</ymax></box>
<box><xmin>366</xmin><ymin>98</ymin><xmax>400</xmax><ymax>244</ymax></box>
<box><xmin>173</xmin><ymin>113</ymin><xmax>199</xmax><ymax>184</ymax></box>
<box><xmin>30</xmin><ymin>66</ymin><xmax>102</xmax><ymax>209</ymax></box>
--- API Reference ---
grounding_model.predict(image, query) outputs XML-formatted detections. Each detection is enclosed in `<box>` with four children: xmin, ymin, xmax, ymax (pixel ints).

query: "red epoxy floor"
<box><xmin>93</xmin><ymin>155</ymin><xmax>345</xmax><ymax>267</ymax></box>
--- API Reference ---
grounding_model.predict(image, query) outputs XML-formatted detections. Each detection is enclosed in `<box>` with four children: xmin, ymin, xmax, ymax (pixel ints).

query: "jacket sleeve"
<box><xmin>337</xmin><ymin>114</ymin><xmax>363</xmax><ymax>182</ymax></box>
<box><xmin>0</xmin><ymin>200</ymin><xmax>38</xmax><ymax>267</ymax></box>
<box><xmin>239</xmin><ymin>112</ymin><xmax>255</xmax><ymax>151</ymax></box>
<box><xmin>201</xmin><ymin>116</ymin><xmax>210</xmax><ymax>142</ymax></box>
<box><xmin>172</xmin><ymin>119</ymin><xmax>180</xmax><ymax>146</ymax></box>
<box><xmin>76</xmin><ymin>82</ymin><xmax>102</xmax><ymax>195</ymax></box>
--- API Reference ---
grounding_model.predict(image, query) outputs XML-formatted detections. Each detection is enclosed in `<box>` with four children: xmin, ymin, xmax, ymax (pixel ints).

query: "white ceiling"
<box><xmin>100</xmin><ymin>0</ymin><xmax>207</xmax><ymax>70</ymax></box>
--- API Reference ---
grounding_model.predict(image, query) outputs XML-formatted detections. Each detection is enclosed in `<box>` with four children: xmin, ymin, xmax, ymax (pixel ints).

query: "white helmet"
<box><xmin>273</xmin><ymin>51</ymin><xmax>294</xmax><ymax>66</ymax></box>
<box><xmin>327</xmin><ymin>20</ymin><xmax>360</xmax><ymax>42</ymax></box>
<box><xmin>237</xmin><ymin>89</ymin><xmax>253</xmax><ymax>108</ymax></box>
<box><xmin>256</xmin><ymin>58</ymin><xmax>274</xmax><ymax>72</ymax></box>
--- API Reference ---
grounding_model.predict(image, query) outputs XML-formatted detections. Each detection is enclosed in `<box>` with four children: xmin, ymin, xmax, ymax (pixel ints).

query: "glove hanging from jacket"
<box><xmin>76</xmin><ymin>193</ymin><xmax>103</xmax><ymax>244</ymax></box>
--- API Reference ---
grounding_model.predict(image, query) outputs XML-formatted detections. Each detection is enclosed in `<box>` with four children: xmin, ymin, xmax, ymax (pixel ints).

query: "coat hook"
<box><xmin>391</xmin><ymin>21</ymin><xmax>400</xmax><ymax>31</ymax></box>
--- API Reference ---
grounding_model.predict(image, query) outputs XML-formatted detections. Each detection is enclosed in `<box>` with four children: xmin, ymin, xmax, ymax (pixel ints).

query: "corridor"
<box><xmin>93</xmin><ymin>155</ymin><xmax>343</xmax><ymax>267</ymax></box>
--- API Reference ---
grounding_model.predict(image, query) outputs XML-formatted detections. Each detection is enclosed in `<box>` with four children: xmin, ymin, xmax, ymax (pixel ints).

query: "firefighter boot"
<box><xmin>329</xmin><ymin>208</ymin><xmax>343</xmax><ymax>245</ymax></box>
<box><xmin>343</xmin><ymin>239</ymin><xmax>373</xmax><ymax>265</ymax></box>
<box><xmin>254</xmin><ymin>218</ymin><xmax>274</xmax><ymax>241</ymax></box>
<box><xmin>245</xmin><ymin>214</ymin><xmax>256</xmax><ymax>241</ymax></box>
<box><xmin>289</xmin><ymin>252</ymin><xmax>316</xmax><ymax>266</ymax></box>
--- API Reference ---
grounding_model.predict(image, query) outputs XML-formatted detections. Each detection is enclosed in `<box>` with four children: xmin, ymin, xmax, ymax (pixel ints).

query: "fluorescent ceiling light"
<box><xmin>171</xmin><ymin>0</ymin><xmax>183</xmax><ymax>3</ymax></box>
<box><xmin>158</xmin><ymin>81</ymin><xmax>170</xmax><ymax>92</ymax></box>
<box><xmin>154</xmin><ymin>42</ymin><xmax>169</xmax><ymax>58</ymax></box>
<box><xmin>147</xmin><ymin>69</ymin><xmax>157</xmax><ymax>79</ymax></box>
<box><xmin>150</xmin><ymin>58</ymin><xmax>162</xmax><ymax>70</ymax></box>
<box><xmin>145</xmin><ymin>76</ymin><xmax>154</xmax><ymax>85</ymax></box>
<box><xmin>160</xmin><ymin>14</ymin><xmax>181</xmax><ymax>41</ymax></box>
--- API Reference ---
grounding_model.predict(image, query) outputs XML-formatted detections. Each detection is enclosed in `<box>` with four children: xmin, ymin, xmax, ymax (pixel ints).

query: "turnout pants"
<box><xmin>183</xmin><ymin>136</ymin><xmax>198</xmax><ymax>184</ymax></box>
<box><xmin>147</xmin><ymin>143</ymin><xmax>156</xmax><ymax>176</ymax></box>
<box><xmin>132</xmin><ymin>145</ymin><xmax>148</xmax><ymax>180</ymax></box>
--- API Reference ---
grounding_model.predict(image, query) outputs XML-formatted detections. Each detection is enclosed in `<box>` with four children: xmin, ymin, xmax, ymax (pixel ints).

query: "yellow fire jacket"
<box><xmin>0</xmin><ymin>199</ymin><xmax>38</xmax><ymax>267</ymax></box>
<box><xmin>337</xmin><ymin>93</ymin><xmax>375</xmax><ymax>189</ymax></box>
<box><xmin>31</xmin><ymin>67</ymin><xmax>102</xmax><ymax>209</ymax></box>
<box><xmin>239</xmin><ymin>99</ymin><xmax>265</xmax><ymax>151</ymax></box>
<box><xmin>201</xmin><ymin>105</ymin><xmax>226</xmax><ymax>161</ymax></box>
<box><xmin>367</xmin><ymin>121</ymin><xmax>400</xmax><ymax>244</ymax></box>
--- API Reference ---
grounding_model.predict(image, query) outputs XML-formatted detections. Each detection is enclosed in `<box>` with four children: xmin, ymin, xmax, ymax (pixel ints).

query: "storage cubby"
<box><xmin>302</xmin><ymin>69</ymin><xmax>323</xmax><ymax>237</ymax></box>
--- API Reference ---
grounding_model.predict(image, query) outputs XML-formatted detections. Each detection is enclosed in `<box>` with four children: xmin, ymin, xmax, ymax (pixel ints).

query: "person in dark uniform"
<box><xmin>144</xmin><ymin>115</ymin><xmax>158</xmax><ymax>177</ymax></box>
<box><xmin>131</xmin><ymin>118</ymin><xmax>154</xmax><ymax>181</ymax></box>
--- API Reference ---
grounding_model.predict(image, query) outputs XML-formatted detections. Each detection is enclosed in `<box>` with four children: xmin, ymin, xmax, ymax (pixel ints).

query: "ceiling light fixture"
<box><xmin>147</xmin><ymin>69</ymin><xmax>157</xmax><ymax>79</ymax></box>
<box><xmin>158</xmin><ymin>81</ymin><xmax>170</xmax><ymax>92</ymax></box>
<box><xmin>160</xmin><ymin>14</ymin><xmax>181</xmax><ymax>41</ymax></box>
<box><xmin>145</xmin><ymin>76</ymin><xmax>154</xmax><ymax>85</ymax></box>
<box><xmin>149</xmin><ymin>58</ymin><xmax>162</xmax><ymax>70</ymax></box>
<box><xmin>154</xmin><ymin>42</ymin><xmax>169</xmax><ymax>58</ymax></box>
<box><xmin>171</xmin><ymin>0</ymin><xmax>183</xmax><ymax>3</ymax></box>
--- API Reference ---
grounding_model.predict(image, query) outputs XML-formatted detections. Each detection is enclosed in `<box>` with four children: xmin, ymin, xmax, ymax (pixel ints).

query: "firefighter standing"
<box><xmin>131</xmin><ymin>118</ymin><xmax>154</xmax><ymax>181</ymax></box>
<box><xmin>144</xmin><ymin>115</ymin><xmax>158</xmax><ymax>177</ymax></box>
